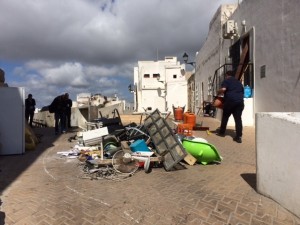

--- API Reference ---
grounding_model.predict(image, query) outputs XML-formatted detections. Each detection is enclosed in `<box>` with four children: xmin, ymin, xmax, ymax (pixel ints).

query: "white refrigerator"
<box><xmin>0</xmin><ymin>87</ymin><xmax>25</xmax><ymax>155</ymax></box>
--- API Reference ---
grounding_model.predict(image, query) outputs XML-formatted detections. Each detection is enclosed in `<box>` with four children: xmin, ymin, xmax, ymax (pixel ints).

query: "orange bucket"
<box><xmin>174</xmin><ymin>107</ymin><xmax>184</xmax><ymax>121</ymax></box>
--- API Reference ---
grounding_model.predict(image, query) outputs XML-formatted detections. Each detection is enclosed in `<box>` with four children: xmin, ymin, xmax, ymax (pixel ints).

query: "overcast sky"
<box><xmin>0</xmin><ymin>0</ymin><xmax>237</xmax><ymax>108</ymax></box>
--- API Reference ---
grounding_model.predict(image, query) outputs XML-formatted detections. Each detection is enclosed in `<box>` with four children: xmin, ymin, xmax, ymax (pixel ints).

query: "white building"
<box><xmin>133</xmin><ymin>56</ymin><xmax>188</xmax><ymax>114</ymax></box>
<box><xmin>194</xmin><ymin>0</ymin><xmax>300</xmax><ymax>217</ymax></box>
<box><xmin>194</xmin><ymin>0</ymin><xmax>300</xmax><ymax>126</ymax></box>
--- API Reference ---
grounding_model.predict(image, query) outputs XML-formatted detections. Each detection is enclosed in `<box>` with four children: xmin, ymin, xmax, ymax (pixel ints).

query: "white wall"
<box><xmin>256</xmin><ymin>112</ymin><xmax>300</xmax><ymax>218</ymax></box>
<box><xmin>196</xmin><ymin>0</ymin><xmax>300</xmax><ymax>123</ymax></box>
<box><xmin>167</xmin><ymin>82</ymin><xmax>188</xmax><ymax>111</ymax></box>
<box><xmin>230</xmin><ymin>0</ymin><xmax>300</xmax><ymax>112</ymax></box>
<box><xmin>35</xmin><ymin>102</ymin><xmax>125</xmax><ymax>130</ymax></box>
<box><xmin>195</xmin><ymin>4</ymin><xmax>237</xmax><ymax>105</ymax></box>
<box><xmin>193</xmin><ymin>0</ymin><xmax>300</xmax><ymax>218</ymax></box>
<box><xmin>134</xmin><ymin>57</ymin><xmax>187</xmax><ymax>114</ymax></box>
<box><xmin>0</xmin><ymin>87</ymin><xmax>25</xmax><ymax>155</ymax></box>
<box><xmin>215</xmin><ymin>97</ymin><xmax>254</xmax><ymax>126</ymax></box>
<box><xmin>195</xmin><ymin>4</ymin><xmax>241</xmax><ymax>126</ymax></box>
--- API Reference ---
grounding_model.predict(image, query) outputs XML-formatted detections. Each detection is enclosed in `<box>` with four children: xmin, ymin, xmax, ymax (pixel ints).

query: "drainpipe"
<box><xmin>219</xmin><ymin>19</ymin><xmax>224</xmax><ymax>87</ymax></box>
<box><xmin>135</xmin><ymin>83</ymin><xmax>138</xmax><ymax>112</ymax></box>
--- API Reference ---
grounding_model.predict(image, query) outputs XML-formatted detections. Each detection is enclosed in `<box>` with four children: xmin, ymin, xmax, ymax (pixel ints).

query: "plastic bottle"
<box><xmin>244</xmin><ymin>85</ymin><xmax>252</xmax><ymax>98</ymax></box>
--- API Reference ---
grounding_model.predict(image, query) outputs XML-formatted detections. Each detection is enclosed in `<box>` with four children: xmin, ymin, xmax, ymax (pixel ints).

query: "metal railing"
<box><xmin>211</xmin><ymin>62</ymin><xmax>254</xmax><ymax>97</ymax></box>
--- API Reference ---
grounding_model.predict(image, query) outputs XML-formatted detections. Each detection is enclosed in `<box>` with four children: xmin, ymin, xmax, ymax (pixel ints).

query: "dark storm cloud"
<box><xmin>0</xmin><ymin>0</ymin><xmax>238</xmax><ymax>107</ymax></box>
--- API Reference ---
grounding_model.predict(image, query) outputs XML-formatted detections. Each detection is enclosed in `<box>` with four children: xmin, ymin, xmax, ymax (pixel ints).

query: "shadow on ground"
<box><xmin>0</xmin><ymin>127</ymin><xmax>64</xmax><ymax>196</ymax></box>
<box><xmin>0</xmin><ymin>199</ymin><xmax>5</xmax><ymax>225</ymax></box>
<box><xmin>241</xmin><ymin>173</ymin><xmax>257</xmax><ymax>191</ymax></box>
<box><xmin>209</xmin><ymin>128</ymin><xmax>238</xmax><ymax>138</ymax></box>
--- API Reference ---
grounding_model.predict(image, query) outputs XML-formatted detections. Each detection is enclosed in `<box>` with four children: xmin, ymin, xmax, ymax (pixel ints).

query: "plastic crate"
<box><xmin>177</xmin><ymin>123</ymin><xmax>193</xmax><ymax>136</ymax></box>
<box><xmin>144</xmin><ymin>109</ymin><xmax>187</xmax><ymax>171</ymax></box>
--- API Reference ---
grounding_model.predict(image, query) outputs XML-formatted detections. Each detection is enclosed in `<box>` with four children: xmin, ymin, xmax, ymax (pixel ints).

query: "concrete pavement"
<box><xmin>0</xmin><ymin>115</ymin><xmax>299</xmax><ymax>225</ymax></box>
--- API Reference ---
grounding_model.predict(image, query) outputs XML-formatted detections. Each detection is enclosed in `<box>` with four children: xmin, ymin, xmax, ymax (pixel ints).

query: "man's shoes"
<box><xmin>216</xmin><ymin>132</ymin><xmax>225</xmax><ymax>137</ymax></box>
<box><xmin>233</xmin><ymin>137</ymin><xmax>242</xmax><ymax>143</ymax></box>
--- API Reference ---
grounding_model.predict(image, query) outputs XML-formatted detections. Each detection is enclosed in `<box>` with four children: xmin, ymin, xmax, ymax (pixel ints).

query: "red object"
<box><xmin>174</xmin><ymin>107</ymin><xmax>184</xmax><ymax>121</ymax></box>
<box><xmin>138</xmin><ymin>161</ymin><xmax>154</xmax><ymax>168</ymax></box>
<box><xmin>213</xmin><ymin>97</ymin><xmax>224</xmax><ymax>109</ymax></box>
<box><xmin>177</xmin><ymin>123</ymin><xmax>193</xmax><ymax>136</ymax></box>
<box><xmin>183</xmin><ymin>113</ymin><xmax>196</xmax><ymax>128</ymax></box>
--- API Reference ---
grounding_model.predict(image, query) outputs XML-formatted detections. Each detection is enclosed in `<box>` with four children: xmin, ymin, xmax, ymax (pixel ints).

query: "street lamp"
<box><xmin>182</xmin><ymin>52</ymin><xmax>196</xmax><ymax>68</ymax></box>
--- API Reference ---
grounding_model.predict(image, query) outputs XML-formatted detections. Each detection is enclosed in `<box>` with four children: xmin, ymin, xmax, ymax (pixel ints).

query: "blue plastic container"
<box><xmin>244</xmin><ymin>85</ymin><xmax>252</xmax><ymax>98</ymax></box>
<box><xmin>130</xmin><ymin>139</ymin><xmax>150</xmax><ymax>152</ymax></box>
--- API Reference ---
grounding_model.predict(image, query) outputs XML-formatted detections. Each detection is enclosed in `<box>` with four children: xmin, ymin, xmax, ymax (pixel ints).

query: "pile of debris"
<box><xmin>58</xmin><ymin>109</ymin><xmax>222</xmax><ymax>180</ymax></box>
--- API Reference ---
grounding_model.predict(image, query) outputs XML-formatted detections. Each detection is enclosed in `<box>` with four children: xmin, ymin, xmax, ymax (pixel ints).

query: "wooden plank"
<box><xmin>193</xmin><ymin>126</ymin><xmax>209</xmax><ymax>131</ymax></box>
<box><xmin>92</xmin><ymin>156</ymin><xmax>161</xmax><ymax>166</ymax></box>
<box><xmin>100</xmin><ymin>141</ymin><xmax>104</xmax><ymax>160</ymax></box>
<box><xmin>121</xmin><ymin>141</ymin><xmax>131</xmax><ymax>151</ymax></box>
<box><xmin>235</xmin><ymin>42</ymin><xmax>249</xmax><ymax>80</ymax></box>
<box><xmin>149</xmin><ymin>156</ymin><xmax>162</xmax><ymax>162</ymax></box>
<box><xmin>90</xmin><ymin>159</ymin><xmax>113</xmax><ymax>165</ymax></box>
<box><xmin>183</xmin><ymin>153</ymin><xmax>197</xmax><ymax>165</ymax></box>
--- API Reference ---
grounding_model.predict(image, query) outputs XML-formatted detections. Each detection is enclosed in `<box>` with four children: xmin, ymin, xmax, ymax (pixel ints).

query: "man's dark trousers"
<box><xmin>219</xmin><ymin>101</ymin><xmax>244</xmax><ymax>137</ymax></box>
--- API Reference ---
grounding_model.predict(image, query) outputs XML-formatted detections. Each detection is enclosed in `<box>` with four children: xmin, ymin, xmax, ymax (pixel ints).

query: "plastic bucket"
<box><xmin>174</xmin><ymin>107</ymin><xmax>184</xmax><ymax>121</ymax></box>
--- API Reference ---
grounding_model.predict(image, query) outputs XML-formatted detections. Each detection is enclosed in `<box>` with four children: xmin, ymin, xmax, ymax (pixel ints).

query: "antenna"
<box><xmin>156</xmin><ymin>48</ymin><xmax>158</xmax><ymax>61</ymax></box>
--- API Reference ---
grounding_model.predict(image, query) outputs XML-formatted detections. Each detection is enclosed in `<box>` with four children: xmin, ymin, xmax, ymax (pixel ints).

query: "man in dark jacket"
<box><xmin>25</xmin><ymin>94</ymin><xmax>36</xmax><ymax>127</ymax></box>
<box><xmin>65</xmin><ymin>93</ymin><xmax>72</xmax><ymax>128</ymax></box>
<box><xmin>51</xmin><ymin>93</ymin><xmax>68</xmax><ymax>135</ymax></box>
<box><xmin>216</xmin><ymin>71</ymin><xmax>244</xmax><ymax>143</ymax></box>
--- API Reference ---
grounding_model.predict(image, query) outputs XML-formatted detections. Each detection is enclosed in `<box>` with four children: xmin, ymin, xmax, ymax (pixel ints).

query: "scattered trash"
<box><xmin>56</xmin><ymin>107</ymin><xmax>222</xmax><ymax>181</ymax></box>
<box><xmin>182</xmin><ymin>138</ymin><xmax>222</xmax><ymax>165</ymax></box>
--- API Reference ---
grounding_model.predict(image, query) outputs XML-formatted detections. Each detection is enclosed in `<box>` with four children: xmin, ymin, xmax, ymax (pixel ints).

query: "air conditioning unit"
<box><xmin>223</xmin><ymin>20</ymin><xmax>235</xmax><ymax>39</ymax></box>
<box><xmin>82</xmin><ymin>127</ymin><xmax>108</xmax><ymax>146</ymax></box>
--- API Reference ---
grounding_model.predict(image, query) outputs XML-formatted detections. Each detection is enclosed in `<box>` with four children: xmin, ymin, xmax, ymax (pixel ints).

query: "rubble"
<box><xmin>57</xmin><ymin>108</ymin><xmax>222</xmax><ymax>180</ymax></box>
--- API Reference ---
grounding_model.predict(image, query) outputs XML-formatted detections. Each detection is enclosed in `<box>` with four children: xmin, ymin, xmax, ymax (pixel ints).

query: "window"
<box><xmin>144</xmin><ymin>74</ymin><xmax>150</xmax><ymax>78</ymax></box>
<box><xmin>153</xmin><ymin>73</ymin><xmax>160</xmax><ymax>79</ymax></box>
<box><xmin>173</xmin><ymin>74</ymin><xmax>177</xmax><ymax>79</ymax></box>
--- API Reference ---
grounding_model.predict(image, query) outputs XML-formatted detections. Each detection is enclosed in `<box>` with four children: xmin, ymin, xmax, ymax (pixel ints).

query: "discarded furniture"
<box><xmin>144</xmin><ymin>109</ymin><xmax>187</xmax><ymax>171</ymax></box>
<box><xmin>95</xmin><ymin>108</ymin><xmax>124</xmax><ymax>133</ymax></box>
<box><xmin>182</xmin><ymin>138</ymin><xmax>222</xmax><ymax>165</ymax></box>
<box><xmin>82</xmin><ymin>127</ymin><xmax>109</xmax><ymax>146</ymax></box>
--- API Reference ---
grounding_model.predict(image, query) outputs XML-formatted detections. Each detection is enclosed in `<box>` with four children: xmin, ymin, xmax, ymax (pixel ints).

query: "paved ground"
<box><xmin>0</xmin><ymin>116</ymin><xmax>300</xmax><ymax>225</ymax></box>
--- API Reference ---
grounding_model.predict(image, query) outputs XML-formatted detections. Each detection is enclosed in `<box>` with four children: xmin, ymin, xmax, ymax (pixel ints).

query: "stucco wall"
<box><xmin>256</xmin><ymin>112</ymin><xmax>300</xmax><ymax>218</ymax></box>
<box><xmin>195</xmin><ymin>4</ymin><xmax>237</xmax><ymax>107</ymax></box>
<box><xmin>34</xmin><ymin>102</ymin><xmax>125</xmax><ymax>130</ymax></box>
<box><xmin>196</xmin><ymin>0</ymin><xmax>300</xmax><ymax>119</ymax></box>
<box><xmin>230</xmin><ymin>0</ymin><xmax>300</xmax><ymax>112</ymax></box>
<box><xmin>134</xmin><ymin>58</ymin><xmax>187</xmax><ymax>113</ymax></box>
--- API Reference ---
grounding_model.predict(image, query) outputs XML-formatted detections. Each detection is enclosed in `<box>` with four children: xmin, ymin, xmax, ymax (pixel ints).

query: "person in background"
<box><xmin>65</xmin><ymin>93</ymin><xmax>72</xmax><ymax>128</ymax></box>
<box><xmin>25</xmin><ymin>94</ymin><xmax>36</xmax><ymax>127</ymax></box>
<box><xmin>216</xmin><ymin>70</ymin><xmax>244</xmax><ymax>143</ymax></box>
<box><xmin>0</xmin><ymin>68</ymin><xmax>8</xmax><ymax>87</ymax></box>
<box><xmin>51</xmin><ymin>93</ymin><xmax>69</xmax><ymax>135</ymax></box>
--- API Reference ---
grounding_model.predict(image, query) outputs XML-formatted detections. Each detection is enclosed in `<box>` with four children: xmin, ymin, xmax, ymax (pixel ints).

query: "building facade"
<box><xmin>133</xmin><ymin>56</ymin><xmax>188</xmax><ymax>114</ymax></box>
<box><xmin>194</xmin><ymin>0</ymin><xmax>300</xmax><ymax>126</ymax></box>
